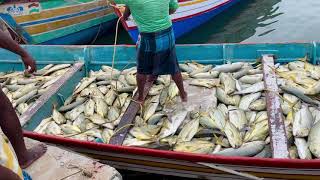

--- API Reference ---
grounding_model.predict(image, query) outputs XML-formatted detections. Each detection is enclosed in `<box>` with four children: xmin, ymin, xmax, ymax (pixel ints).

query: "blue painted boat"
<box><xmin>1</xmin><ymin>43</ymin><xmax>320</xmax><ymax>179</ymax></box>
<box><xmin>0</xmin><ymin>0</ymin><xmax>117</xmax><ymax>45</ymax></box>
<box><xmin>112</xmin><ymin>0</ymin><xmax>242</xmax><ymax>42</ymax></box>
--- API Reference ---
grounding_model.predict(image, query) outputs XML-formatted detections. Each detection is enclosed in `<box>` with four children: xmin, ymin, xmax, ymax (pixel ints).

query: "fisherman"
<box><xmin>110</xmin><ymin>0</ymin><xmax>187</xmax><ymax>103</ymax></box>
<box><xmin>0</xmin><ymin>30</ymin><xmax>47</xmax><ymax>180</ymax></box>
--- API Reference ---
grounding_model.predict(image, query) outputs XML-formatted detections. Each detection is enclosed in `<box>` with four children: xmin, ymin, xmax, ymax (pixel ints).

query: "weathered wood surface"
<box><xmin>262</xmin><ymin>54</ymin><xmax>289</xmax><ymax>159</ymax></box>
<box><xmin>25</xmin><ymin>138</ymin><xmax>122</xmax><ymax>180</ymax></box>
<box><xmin>109</xmin><ymin>80</ymin><xmax>154</xmax><ymax>145</ymax></box>
<box><xmin>20</xmin><ymin>62</ymin><xmax>84</xmax><ymax>127</ymax></box>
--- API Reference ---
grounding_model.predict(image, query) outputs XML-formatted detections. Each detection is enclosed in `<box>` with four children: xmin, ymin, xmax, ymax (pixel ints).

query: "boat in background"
<box><xmin>0</xmin><ymin>0</ymin><xmax>117</xmax><ymax>45</ymax></box>
<box><xmin>113</xmin><ymin>0</ymin><xmax>242</xmax><ymax>42</ymax></box>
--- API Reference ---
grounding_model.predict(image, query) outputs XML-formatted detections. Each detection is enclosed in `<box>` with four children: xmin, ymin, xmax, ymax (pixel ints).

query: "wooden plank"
<box><xmin>109</xmin><ymin>80</ymin><xmax>154</xmax><ymax>145</ymax></box>
<box><xmin>24</xmin><ymin>138</ymin><xmax>122</xmax><ymax>180</ymax></box>
<box><xmin>20</xmin><ymin>62</ymin><xmax>84</xmax><ymax>127</ymax></box>
<box><xmin>262</xmin><ymin>54</ymin><xmax>289</xmax><ymax>159</ymax></box>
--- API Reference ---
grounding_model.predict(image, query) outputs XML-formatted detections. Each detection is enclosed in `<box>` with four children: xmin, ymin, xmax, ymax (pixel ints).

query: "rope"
<box><xmin>197</xmin><ymin>162</ymin><xmax>264</xmax><ymax>180</ymax></box>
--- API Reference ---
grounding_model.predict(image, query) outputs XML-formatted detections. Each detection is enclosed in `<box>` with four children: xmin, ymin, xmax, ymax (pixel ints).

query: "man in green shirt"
<box><xmin>110</xmin><ymin>0</ymin><xmax>187</xmax><ymax>103</ymax></box>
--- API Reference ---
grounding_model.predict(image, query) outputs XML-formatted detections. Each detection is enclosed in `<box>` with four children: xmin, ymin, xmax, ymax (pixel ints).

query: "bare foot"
<box><xmin>180</xmin><ymin>91</ymin><xmax>188</xmax><ymax>102</ymax></box>
<box><xmin>19</xmin><ymin>144</ymin><xmax>47</xmax><ymax>169</ymax></box>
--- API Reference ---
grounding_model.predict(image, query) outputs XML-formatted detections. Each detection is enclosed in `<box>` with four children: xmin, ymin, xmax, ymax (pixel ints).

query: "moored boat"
<box><xmin>0</xmin><ymin>0</ymin><xmax>117</xmax><ymax>45</ymax></box>
<box><xmin>0</xmin><ymin>43</ymin><xmax>320</xmax><ymax>179</ymax></box>
<box><xmin>112</xmin><ymin>0</ymin><xmax>243</xmax><ymax>42</ymax></box>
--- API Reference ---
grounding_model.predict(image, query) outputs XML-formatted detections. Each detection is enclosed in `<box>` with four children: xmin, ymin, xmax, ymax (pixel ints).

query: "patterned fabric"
<box><xmin>0</xmin><ymin>134</ymin><xmax>23</xmax><ymax>179</ymax></box>
<box><xmin>112</xmin><ymin>0</ymin><xmax>179</xmax><ymax>33</ymax></box>
<box><xmin>137</xmin><ymin>27</ymin><xmax>180</xmax><ymax>75</ymax></box>
<box><xmin>23</xmin><ymin>170</ymin><xmax>32</xmax><ymax>180</ymax></box>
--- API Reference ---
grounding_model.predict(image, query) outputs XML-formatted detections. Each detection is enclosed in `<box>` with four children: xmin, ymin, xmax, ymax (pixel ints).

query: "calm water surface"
<box><xmin>95</xmin><ymin>0</ymin><xmax>320</xmax><ymax>44</ymax></box>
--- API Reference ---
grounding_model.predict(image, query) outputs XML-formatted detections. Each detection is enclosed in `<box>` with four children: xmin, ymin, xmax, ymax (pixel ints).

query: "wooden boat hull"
<box><xmin>113</xmin><ymin>0</ymin><xmax>243</xmax><ymax>42</ymax></box>
<box><xmin>0</xmin><ymin>0</ymin><xmax>117</xmax><ymax>45</ymax></box>
<box><xmin>24</xmin><ymin>132</ymin><xmax>320</xmax><ymax>180</ymax></box>
<box><xmin>0</xmin><ymin>43</ymin><xmax>319</xmax><ymax>179</ymax></box>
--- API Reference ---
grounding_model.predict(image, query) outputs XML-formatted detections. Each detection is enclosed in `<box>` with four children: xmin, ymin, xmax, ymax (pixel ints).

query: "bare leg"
<box><xmin>0</xmin><ymin>90</ymin><xmax>46</xmax><ymax>169</ymax></box>
<box><xmin>0</xmin><ymin>165</ymin><xmax>21</xmax><ymax>180</ymax></box>
<box><xmin>136</xmin><ymin>73</ymin><xmax>147</xmax><ymax>103</ymax></box>
<box><xmin>171</xmin><ymin>72</ymin><xmax>187</xmax><ymax>102</ymax></box>
<box><xmin>147</xmin><ymin>75</ymin><xmax>158</xmax><ymax>83</ymax></box>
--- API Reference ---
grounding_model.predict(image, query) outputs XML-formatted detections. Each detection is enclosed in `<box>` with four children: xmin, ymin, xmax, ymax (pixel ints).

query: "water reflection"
<box><xmin>177</xmin><ymin>0</ymin><xmax>282</xmax><ymax>44</ymax></box>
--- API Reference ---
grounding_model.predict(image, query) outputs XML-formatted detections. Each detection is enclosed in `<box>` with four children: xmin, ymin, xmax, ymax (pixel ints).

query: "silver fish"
<box><xmin>213</xmin><ymin>62</ymin><xmax>244</xmax><ymax>73</ymax></box>
<box><xmin>308</xmin><ymin>121</ymin><xmax>320</xmax><ymax>158</ymax></box>
<box><xmin>238</xmin><ymin>92</ymin><xmax>261</xmax><ymax>110</ymax></box>
<box><xmin>234</xmin><ymin>82</ymin><xmax>265</xmax><ymax>95</ymax></box>
<box><xmin>219</xmin><ymin>73</ymin><xmax>236</xmax><ymax>94</ymax></box>
<box><xmin>213</xmin><ymin>141</ymin><xmax>265</xmax><ymax>157</ymax></box>
<box><xmin>293</xmin><ymin>105</ymin><xmax>313</xmax><ymax>137</ymax></box>
<box><xmin>295</xmin><ymin>137</ymin><xmax>312</xmax><ymax>160</ymax></box>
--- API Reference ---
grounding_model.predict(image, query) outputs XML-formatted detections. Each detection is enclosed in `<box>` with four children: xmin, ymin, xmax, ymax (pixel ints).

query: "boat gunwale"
<box><xmin>23</xmin><ymin>131</ymin><xmax>320</xmax><ymax>170</ymax></box>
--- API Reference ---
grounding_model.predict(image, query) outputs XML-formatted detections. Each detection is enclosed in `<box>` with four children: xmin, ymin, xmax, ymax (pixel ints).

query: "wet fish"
<box><xmin>244</xmin><ymin>120</ymin><xmax>269</xmax><ymax>143</ymax></box>
<box><xmin>239</xmin><ymin>74</ymin><xmax>263</xmax><ymax>84</ymax></box>
<box><xmin>104</xmin><ymin>89</ymin><xmax>117</xmax><ymax>106</ymax></box>
<box><xmin>234</xmin><ymin>82</ymin><xmax>265</xmax><ymax>95</ymax></box>
<box><xmin>94</xmin><ymin>97</ymin><xmax>108</xmax><ymax>118</ymax></box>
<box><xmin>293</xmin><ymin>106</ymin><xmax>313</xmax><ymax>137</ymax></box>
<box><xmin>65</xmin><ymin>104</ymin><xmax>85</xmax><ymax>121</ymax></box>
<box><xmin>52</xmin><ymin>105</ymin><xmax>67</xmax><ymax>125</ymax></box>
<box><xmin>45</xmin><ymin>121</ymin><xmax>62</xmax><ymax>135</ymax></box>
<box><xmin>143</xmin><ymin>95</ymin><xmax>160</xmax><ymax>121</ymax></box>
<box><xmin>308</xmin><ymin>121</ymin><xmax>320</xmax><ymax>158</ymax></box>
<box><xmin>249</xmin><ymin>98</ymin><xmax>266</xmax><ymax>111</ymax></box>
<box><xmin>189</xmin><ymin>79</ymin><xmax>220</xmax><ymax>88</ymax></box>
<box><xmin>158</xmin><ymin>110</ymin><xmax>188</xmax><ymax>139</ymax></box>
<box><xmin>177</xmin><ymin>118</ymin><xmax>199</xmax><ymax>142</ymax></box>
<box><xmin>130</xmin><ymin>125</ymin><xmax>161</xmax><ymax>140</ymax></box>
<box><xmin>216</xmin><ymin>88</ymin><xmax>240</xmax><ymax>106</ymax></box>
<box><xmin>87</xmin><ymin>114</ymin><xmax>107</xmax><ymax>125</ymax></box>
<box><xmin>59</xmin><ymin>98</ymin><xmax>86</xmax><ymax>112</ymax></box>
<box><xmin>295</xmin><ymin>137</ymin><xmax>312</xmax><ymax>160</ymax></box>
<box><xmin>73</xmin><ymin>77</ymin><xmax>96</xmax><ymax>95</ymax></box>
<box><xmin>102</xmin><ymin>128</ymin><xmax>114</xmax><ymax>143</ymax></box>
<box><xmin>108</xmin><ymin>106</ymin><xmax>120</xmax><ymax>122</ymax></box>
<box><xmin>174</xmin><ymin>140</ymin><xmax>214</xmax><ymax>154</ymax></box>
<box><xmin>238</xmin><ymin>92</ymin><xmax>261</xmax><ymax>110</ymax></box>
<box><xmin>213</xmin><ymin>141</ymin><xmax>265</xmax><ymax>157</ymax></box>
<box><xmin>229</xmin><ymin>109</ymin><xmax>247</xmax><ymax>130</ymax></box>
<box><xmin>224</xmin><ymin>121</ymin><xmax>242</xmax><ymax>148</ymax></box>
<box><xmin>213</xmin><ymin>62</ymin><xmax>244</xmax><ymax>73</ymax></box>
<box><xmin>219</xmin><ymin>73</ymin><xmax>236</xmax><ymax>94</ymax></box>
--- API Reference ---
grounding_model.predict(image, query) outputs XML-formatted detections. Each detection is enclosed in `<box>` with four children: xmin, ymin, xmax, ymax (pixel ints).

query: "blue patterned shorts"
<box><xmin>23</xmin><ymin>170</ymin><xmax>32</xmax><ymax>180</ymax></box>
<box><xmin>136</xmin><ymin>27</ymin><xmax>180</xmax><ymax>75</ymax></box>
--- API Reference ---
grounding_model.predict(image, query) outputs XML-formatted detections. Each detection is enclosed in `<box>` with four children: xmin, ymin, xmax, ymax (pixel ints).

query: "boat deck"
<box><xmin>25</xmin><ymin>138</ymin><xmax>121</xmax><ymax>180</ymax></box>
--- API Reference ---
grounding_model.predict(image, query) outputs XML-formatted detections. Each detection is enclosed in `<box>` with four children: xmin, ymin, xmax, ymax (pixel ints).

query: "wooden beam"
<box><xmin>262</xmin><ymin>54</ymin><xmax>289</xmax><ymax>159</ymax></box>
<box><xmin>109</xmin><ymin>80</ymin><xmax>154</xmax><ymax>145</ymax></box>
<box><xmin>20</xmin><ymin>62</ymin><xmax>84</xmax><ymax>127</ymax></box>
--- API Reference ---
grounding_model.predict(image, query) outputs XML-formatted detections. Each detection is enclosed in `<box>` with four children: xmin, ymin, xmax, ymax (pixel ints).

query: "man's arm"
<box><xmin>0</xmin><ymin>30</ymin><xmax>36</xmax><ymax>73</ymax></box>
<box><xmin>123</xmin><ymin>6</ymin><xmax>131</xmax><ymax>21</ymax></box>
<box><xmin>0</xmin><ymin>165</ymin><xmax>22</xmax><ymax>180</ymax></box>
<box><xmin>169</xmin><ymin>0</ymin><xmax>179</xmax><ymax>15</ymax></box>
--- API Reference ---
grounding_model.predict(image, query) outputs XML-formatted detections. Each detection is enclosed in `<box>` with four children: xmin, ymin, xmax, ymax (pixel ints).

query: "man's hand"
<box><xmin>21</xmin><ymin>53</ymin><xmax>36</xmax><ymax>74</ymax></box>
<box><xmin>169</xmin><ymin>8</ymin><xmax>176</xmax><ymax>15</ymax></box>
<box><xmin>122</xmin><ymin>6</ymin><xmax>131</xmax><ymax>21</ymax></box>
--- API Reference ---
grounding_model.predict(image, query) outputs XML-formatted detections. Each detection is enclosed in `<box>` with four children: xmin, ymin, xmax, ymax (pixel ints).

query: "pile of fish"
<box><xmin>0</xmin><ymin>64</ymin><xmax>71</xmax><ymax>117</ymax></box>
<box><xmin>34</xmin><ymin>65</ymin><xmax>138</xmax><ymax>143</ymax></box>
<box><xmin>124</xmin><ymin>60</ymin><xmax>320</xmax><ymax>159</ymax></box>
<box><xmin>276</xmin><ymin>60</ymin><xmax>320</xmax><ymax>159</ymax></box>
<box><xmin>124</xmin><ymin>61</ymin><xmax>272</xmax><ymax>157</ymax></box>
<box><xmin>34</xmin><ymin>60</ymin><xmax>320</xmax><ymax>160</ymax></box>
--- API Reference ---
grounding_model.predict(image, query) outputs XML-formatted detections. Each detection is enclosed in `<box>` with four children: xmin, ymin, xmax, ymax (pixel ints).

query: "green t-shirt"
<box><xmin>112</xmin><ymin>0</ymin><xmax>179</xmax><ymax>33</ymax></box>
